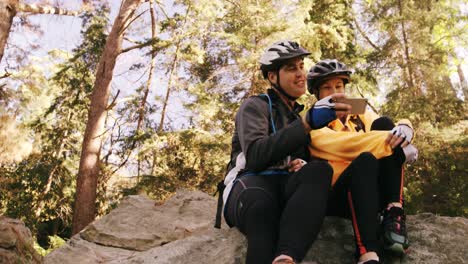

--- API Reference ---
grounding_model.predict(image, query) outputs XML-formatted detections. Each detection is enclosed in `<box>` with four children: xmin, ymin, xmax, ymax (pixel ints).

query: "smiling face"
<box><xmin>319</xmin><ymin>77</ymin><xmax>348</xmax><ymax>119</ymax></box>
<box><xmin>268</xmin><ymin>57</ymin><xmax>306</xmax><ymax>98</ymax></box>
<box><xmin>318</xmin><ymin>77</ymin><xmax>346</xmax><ymax>99</ymax></box>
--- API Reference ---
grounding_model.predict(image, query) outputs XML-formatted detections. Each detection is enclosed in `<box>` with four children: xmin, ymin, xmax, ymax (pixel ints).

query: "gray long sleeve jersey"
<box><xmin>222</xmin><ymin>89</ymin><xmax>311</xmax><ymax>205</ymax></box>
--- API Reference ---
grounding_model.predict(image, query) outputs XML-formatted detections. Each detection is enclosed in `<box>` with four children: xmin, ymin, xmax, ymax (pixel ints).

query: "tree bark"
<box><xmin>457</xmin><ymin>64</ymin><xmax>468</xmax><ymax>100</ymax></box>
<box><xmin>245</xmin><ymin>1</ymin><xmax>260</xmax><ymax>99</ymax></box>
<box><xmin>158</xmin><ymin>51</ymin><xmax>178</xmax><ymax>132</ymax></box>
<box><xmin>0</xmin><ymin>0</ymin><xmax>18</xmax><ymax>64</ymax></box>
<box><xmin>137</xmin><ymin>0</ymin><xmax>157</xmax><ymax>180</ymax></box>
<box><xmin>157</xmin><ymin>4</ymin><xmax>191</xmax><ymax>132</ymax></box>
<box><xmin>353</xmin><ymin>17</ymin><xmax>381</xmax><ymax>52</ymax></box>
<box><xmin>137</xmin><ymin>0</ymin><xmax>157</xmax><ymax>133</ymax></box>
<box><xmin>72</xmin><ymin>0</ymin><xmax>143</xmax><ymax>235</ymax></box>
<box><xmin>397</xmin><ymin>0</ymin><xmax>416</xmax><ymax>94</ymax></box>
<box><xmin>109</xmin><ymin>0</ymin><xmax>158</xmax><ymax>177</ymax></box>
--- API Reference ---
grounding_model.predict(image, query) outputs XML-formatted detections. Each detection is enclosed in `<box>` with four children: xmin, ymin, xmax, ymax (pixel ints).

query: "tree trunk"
<box><xmin>245</xmin><ymin>2</ymin><xmax>260</xmax><ymax>99</ymax></box>
<box><xmin>109</xmin><ymin>0</ymin><xmax>158</xmax><ymax>177</ymax></box>
<box><xmin>136</xmin><ymin>0</ymin><xmax>157</xmax><ymax>133</ymax></box>
<box><xmin>158</xmin><ymin>51</ymin><xmax>178</xmax><ymax>132</ymax></box>
<box><xmin>72</xmin><ymin>0</ymin><xmax>143</xmax><ymax>235</ymax></box>
<box><xmin>457</xmin><ymin>64</ymin><xmax>468</xmax><ymax>100</ymax></box>
<box><xmin>353</xmin><ymin>17</ymin><xmax>380</xmax><ymax>51</ymax></box>
<box><xmin>137</xmin><ymin>0</ymin><xmax>157</xmax><ymax>182</ymax></box>
<box><xmin>442</xmin><ymin>75</ymin><xmax>457</xmax><ymax>97</ymax></box>
<box><xmin>157</xmin><ymin>4</ymin><xmax>190</xmax><ymax>132</ymax></box>
<box><xmin>0</xmin><ymin>0</ymin><xmax>18</xmax><ymax>63</ymax></box>
<box><xmin>397</xmin><ymin>0</ymin><xmax>416</xmax><ymax>94</ymax></box>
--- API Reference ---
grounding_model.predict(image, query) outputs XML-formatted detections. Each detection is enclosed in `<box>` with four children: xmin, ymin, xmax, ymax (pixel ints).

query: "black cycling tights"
<box><xmin>224</xmin><ymin>161</ymin><xmax>333</xmax><ymax>264</ymax></box>
<box><xmin>371</xmin><ymin>116</ymin><xmax>406</xmax><ymax>209</ymax></box>
<box><xmin>327</xmin><ymin>152</ymin><xmax>380</xmax><ymax>257</ymax></box>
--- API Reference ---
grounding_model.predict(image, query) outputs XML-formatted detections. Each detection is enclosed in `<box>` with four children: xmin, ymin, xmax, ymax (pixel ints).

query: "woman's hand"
<box><xmin>288</xmin><ymin>158</ymin><xmax>307</xmax><ymax>173</ymax></box>
<box><xmin>303</xmin><ymin>93</ymin><xmax>351</xmax><ymax>131</ymax></box>
<box><xmin>385</xmin><ymin>124</ymin><xmax>414</xmax><ymax>148</ymax></box>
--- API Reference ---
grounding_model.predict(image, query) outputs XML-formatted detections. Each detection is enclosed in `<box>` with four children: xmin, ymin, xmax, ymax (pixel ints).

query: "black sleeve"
<box><xmin>237</xmin><ymin>97</ymin><xmax>310</xmax><ymax>172</ymax></box>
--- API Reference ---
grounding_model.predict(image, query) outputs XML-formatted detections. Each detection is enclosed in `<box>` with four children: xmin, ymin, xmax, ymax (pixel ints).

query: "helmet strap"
<box><xmin>272</xmin><ymin>68</ymin><xmax>298</xmax><ymax>101</ymax></box>
<box><xmin>313</xmin><ymin>88</ymin><xmax>320</xmax><ymax>99</ymax></box>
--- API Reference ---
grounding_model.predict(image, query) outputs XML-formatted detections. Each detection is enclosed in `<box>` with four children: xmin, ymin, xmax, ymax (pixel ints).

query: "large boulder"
<box><xmin>0</xmin><ymin>216</ymin><xmax>42</xmax><ymax>264</ymax></box>
<box><xmin>80</xmin><ymin>191</ymin><xmax>215</xmax><ymax>251</ymax></box>
<box><xmin>45</xmin><ymin>190</ymin><xmax>468</xmax><ymax>264</ymax></box>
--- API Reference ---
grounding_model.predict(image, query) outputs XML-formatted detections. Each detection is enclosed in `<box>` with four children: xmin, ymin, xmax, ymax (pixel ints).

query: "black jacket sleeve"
<box><xmin>237</xmin><ymin>97</ymin><xmax>309</xmax><ymax>172</ymax></box>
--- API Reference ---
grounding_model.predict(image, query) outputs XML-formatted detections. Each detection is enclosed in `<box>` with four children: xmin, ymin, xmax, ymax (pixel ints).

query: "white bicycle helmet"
<box><xmin>259</xmin><ymin>40</ymin><xmax>311</xmax><ymax>79</ymax></box>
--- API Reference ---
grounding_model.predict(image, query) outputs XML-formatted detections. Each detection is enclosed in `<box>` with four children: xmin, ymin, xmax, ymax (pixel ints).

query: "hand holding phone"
<box><xmin>336</xmin><ymin>98</ymin><xmax>367</xmax><ymax>115</ymax></box>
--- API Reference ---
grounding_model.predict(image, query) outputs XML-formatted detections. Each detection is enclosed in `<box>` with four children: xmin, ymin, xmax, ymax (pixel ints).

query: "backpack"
<box><xmin>214</xmin><ymin>93</ymin><xmax>276</xmax><ymax>228</ymax></box>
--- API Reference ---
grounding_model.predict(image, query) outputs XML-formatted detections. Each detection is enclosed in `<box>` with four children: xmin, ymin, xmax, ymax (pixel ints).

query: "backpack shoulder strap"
<box><xmin>259</xmin><ymin>93</ymin><xmax>277</xmax><ymax>134</ymax></box>
<box><xmin>214</xmin><ymin>181</ymin><xmax>226</xmax><ymax>228</ymax></box>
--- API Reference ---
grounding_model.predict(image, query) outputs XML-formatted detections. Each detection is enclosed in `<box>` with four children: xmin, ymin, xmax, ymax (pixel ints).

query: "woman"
<box><xmin>307</xmin><ymin>59</ymin><xmax>418</xmax><ymax>263</ymax></box>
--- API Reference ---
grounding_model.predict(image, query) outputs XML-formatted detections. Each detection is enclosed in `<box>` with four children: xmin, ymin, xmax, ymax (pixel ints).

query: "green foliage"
<box><xmin>0</xmin><ymin>154</ymin><xmax>75</xmax><ymax>229</ymax></box>
<box><xmin>122</xmin><ymin>129</ymin><xmax>229</xmax><ymax>201</ymax></box>
<box><xmin>382</xmin><ymin>85</ymin><xmax>466</xmax><ymax>128</ymax></box>
<box><xmin>34</xmin><ymin>235</ymin><xmax>66</xmax><ymax>256</ymax></box>
<box><xmin>357</xmin><ymin>0</ymin><xmax>467</xmax><ymax>119</ymax></box>
<box><xmin>303</xmin><ymin>0</ymin><xmax>355</xmax><ymax>61</ymax></box>
<box><xmin>405</xmin><ymin>121</ymin><xmax>468</xmax><ymax>217</ymax></box>
<box><xmin>0</xmin><ymin>114</ymin><xmax>32</xmax><ymax>164</ymax></box>
<box><xmin>0</xmin><ymin>7</ymin><xmax>109</xmax><ymax>246</ymax></box>
<box><xmin>351</xmin><ymin>1</ymin><xmax>467</xmax><ymax>217</ymax></box>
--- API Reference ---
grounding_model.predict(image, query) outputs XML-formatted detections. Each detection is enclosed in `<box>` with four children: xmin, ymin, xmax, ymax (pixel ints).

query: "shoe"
<box><xmin>358</xmin><ymin>260</ymin><xmax>380</xmax><ymax>264</ymax></box>
<box><xmin>272</xmin><ymin>259</ymin><xmax>295</xmax><ymax>264</ymax></box>
<box><xmin>272</xmin><ymin>256</ymin><xmax>296</xmax><ymax>264</ymax></box>
<box><xmin>382</xmin><ymin>206</ymin><xmax>409</xmax><ymax>255</ymax></box>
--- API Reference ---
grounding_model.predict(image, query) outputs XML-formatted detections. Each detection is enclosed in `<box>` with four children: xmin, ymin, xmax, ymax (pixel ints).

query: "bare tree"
<box><xmin>458</xmin><ymin>64</ymin><xmax>468</xmax><ymax>100</ymax></box>
<box><xmin>72</xmin><ymin>0</ymin><xmax>144</xmax><ymax>235</ymax></box>
<box><xmin>0</xmin><ymin>0</ymin><xmax>18</xmax><ymax>63</ymax></box>
<box><xmin>0</xmin><ymin>0</ymin><xmax>82</xmax><ymax>63</ymax></box>
<box><xmin>158</xmin><ymin>4</ymin><xmax>191</xmax><ymax>132</ymax></box>
<box><xmin>107</xmin><ymin>0</ymin><xmax>159</xmax><ymax>177</ymax></box>
<box><xmin>137</xmin><ymin>0</ymin><xmax>157</xmax><ymax>132</ymax></box>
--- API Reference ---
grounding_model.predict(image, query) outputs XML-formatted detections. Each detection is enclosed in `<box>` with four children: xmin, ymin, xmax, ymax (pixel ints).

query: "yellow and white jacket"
<box><xmin>309</xmin><ymin>109</ymin><xmax>412</xmax><ymax>185</ymax></box>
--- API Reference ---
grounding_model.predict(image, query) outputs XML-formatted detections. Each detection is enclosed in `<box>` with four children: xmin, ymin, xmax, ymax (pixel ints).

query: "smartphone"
<box><xmin>336</xmin><ymin>98</ymin><xmax>368</xmax><ymax>115</ymax></box>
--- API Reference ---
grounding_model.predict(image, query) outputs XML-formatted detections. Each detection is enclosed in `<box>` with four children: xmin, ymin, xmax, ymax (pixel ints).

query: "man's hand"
<box><xmin>305</xmin><ymin>93</ymin><xmax>351</xmax><ymax>129</ymax></box>
<box><xmin>288</xmin><ymin>159</ymin><xmax>307</xmax><ymax>173</ymax></box>
<box><xmin>385</xmin><ymin>124</ymin><xmax>414</xmax><ymax>148</ymax></box>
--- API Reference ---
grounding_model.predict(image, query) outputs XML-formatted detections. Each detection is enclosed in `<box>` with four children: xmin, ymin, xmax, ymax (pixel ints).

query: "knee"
<box><xmin>357</xmin><ymin>152</ymin><xmax>378</xmax><ymax>162</ymax></box>
<box><xmin>355</xmin><ymin>152</ymin><xmax>378</xmax><ymax>170</ymax></box>
<box><xmin>237</xmin><ymin>189</ymin><xmax>280</xmax><ymax>235</ymax></box>
<box><xmin>299</xmin><ymin>161</ymin><xmax>333</xmax><ymax>186</ymax></box>
<box><xmin>240</xmin><ymin>189</ymin><xmax>279</xmax><ymax>219</ymax></box>
<box><xmin>371</xmin><ymin>116</ymin><xmax>395</xmax><ymax>130</ymax></box>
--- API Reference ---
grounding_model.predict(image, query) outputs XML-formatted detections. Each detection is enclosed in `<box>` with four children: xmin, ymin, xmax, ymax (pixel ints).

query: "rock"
<box><xmin>0</xmin><ymin>216</ymin><xmax>42</xmax><ymax>264</ymax></box>
<box><xmin>44</xmin><ymin>236</ymin><xmax>136</xmax><ymax>264</ymax></box>
<box><xmin>45</xmin><ymin>190</ymin><xmax>468</xmax><ymax>264</ymax></box>
<box><xmin>304</xmin><ymin>217</ymin><xmax>356</xmax><ymax>264</ymax></box>
<box><xmin>80</xmin><ymin>190</ymin><xmax>216</xmax><ymax>251</ymax></box>
<box><xmin>106</xmin><ymin>227</ymin><xmax>247</xmax><ymax>264</ymax></box>
<box><xmin>403</xmin><ymin>213</ymin><xmax>468</xmax><ymax>263</ymax></box>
